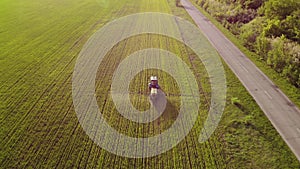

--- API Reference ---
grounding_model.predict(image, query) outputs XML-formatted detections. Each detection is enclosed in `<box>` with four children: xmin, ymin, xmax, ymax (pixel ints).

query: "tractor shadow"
<box><xmin>159</xmin><ymin>100</ymin><xmax>179</xmax><ymax>121</ymax></box>
<box><xmin>150</xmin><ymin>93</ymin><xmax>180</xmax><ymax>129</ymax></box>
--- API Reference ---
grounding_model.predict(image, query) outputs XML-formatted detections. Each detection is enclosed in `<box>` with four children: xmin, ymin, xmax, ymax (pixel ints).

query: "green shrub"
<box><xmin>193</xmin><ymin>0</ymin><xmax>300</xmax><ymax>89</ymax></box>
<box><xmin>267</xmin><ymin>36</ymin><xmax>286</xmax><ymax>72</ymax></box>
<box><xmin>255</xmin><ymin>35</ymin><xmax>271</xmax><ymax>60</ymax></box>
<box><xmin>240</xmin><ymin>17</ymin><xmax>264</xmax><ymax>50</ymax></box>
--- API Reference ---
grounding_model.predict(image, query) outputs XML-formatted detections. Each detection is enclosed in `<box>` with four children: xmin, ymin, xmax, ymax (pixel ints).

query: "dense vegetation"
<box><xmin>1</xmin><ymin>0</ymin><xmax>299</xmax><ymax>168</ymax></box>
<box><xmin>195</xmin><ymin>0</ymin><xmax>300</xmax><ymax>87</ymax></box>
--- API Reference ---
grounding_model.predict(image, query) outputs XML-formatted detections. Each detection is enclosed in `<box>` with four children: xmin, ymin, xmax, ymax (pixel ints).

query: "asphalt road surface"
<box><xmin>181</xmin><ymin>0</ymin><xmax>300</xmax><ymax>161</ymax></box>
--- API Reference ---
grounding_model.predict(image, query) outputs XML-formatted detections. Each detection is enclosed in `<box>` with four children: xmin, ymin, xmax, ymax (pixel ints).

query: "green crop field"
<box><xmin>0</xmin><ymin>0</ymin><xmax>299</xmax><ymax>168</ymax></box>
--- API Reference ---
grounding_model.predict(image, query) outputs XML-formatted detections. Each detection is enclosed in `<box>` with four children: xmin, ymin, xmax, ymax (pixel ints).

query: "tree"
<box><xmin>263</xmin><ymin>0</ymin><xmax>299</xmax><ymax>20</ymax></box>
<box><xmin>267</xmin><ymin>36</ymin><xmax>286</xmax><ymax>72</ymax></box>
<box><xmin>261</xmin><ymin>0</ymin><xmax>300</xmax><ymax>42</ymax></box>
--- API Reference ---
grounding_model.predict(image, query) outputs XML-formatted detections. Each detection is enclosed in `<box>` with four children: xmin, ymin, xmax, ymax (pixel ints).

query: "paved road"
<box><xmin>181</xmin><ymin>0</ymin><xmax>300</xmax><ymax>161</ymax></box>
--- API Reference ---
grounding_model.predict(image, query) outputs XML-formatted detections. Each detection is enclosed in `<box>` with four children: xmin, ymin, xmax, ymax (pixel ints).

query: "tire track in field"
<box><xmin>0</xmin><ymin>32</ymin><xmax>87</xmax><ymax>130</ymax></box>
<box><xmin>0</xmin><ymin>4</ymin><xmax>116</xmax><ymax>147</ymax></box>
<box><xmin>77</xmin><ymin>43</ymin><xmax>127</xmax><ymax>169</ymax></box>
<box><xmin>174</xmin><ymin>18</ymin><xmax>223</xmax><ymax>169</ymax></box>
<box><xmin>87</xmin><ymin>22</ymin><xmax>178</xmax><ymax>168</ymax></box>
<box><xmin>185</xmin><ymin>49</ymin><xmax>226</xmax><ymax>168</ymax></box>
<box><xmin>162</xmin><ymin>40</ymin><xmax>192</xmax><ymax>169</ymax></box>
<box><xmin>5</xmin><ymin>0</ymin><xmax>156</xmax><ymax>169</ymax></box>
<box><xmin>159</xmin><ymin>14</ymin><xmax>204</xmax><ymax>168</ymax></box>
<box><xmin>0</xmin><ymin>9</ymin><xmax>114</xmax><ymax>128</ymax></box>
<box><xmin>0</xmin><ymin>14</ymin><xmax>109</xmax><ymax>122</ymax></box>
<box><xmin>52</xmin><ymin>7</ymin><xmax>132</xmax><ymax>168</ymax></box>
<box><xmin>1</xmin><ymin>0</ymin><xmax>227</xmax><ymax>167</ymax></box>
<box><xmin>0</xmin><ymin>15</ymin><xmax>111</xmax><ymax>166</ymax></box>
<box><xmin>0</xmin><ymin>44</ymin><xmax>74</xmax><ymax>124</ymax></box>
<box><xmin>52</xmin><ymin>83</ymin><xmax>99</xmax><ymax>168</ymax></box>
<box><xmin>96</xmin><ymin>24</ymin><xmax>144</xmax><ymax>168</ymax></box>
<box><xmin>0</xmin><ymin>46</ymin><xmax>77</xmax><ymax>147</ymax></box>
<box><xmin>23</xmin><ymin>76</ymin><xmax>75</xmax><ymax>167</ymax></box>
<box><xmin>67</xmin><ymin>4</ymin><xmax>140</xmax><ymax>165</ymax></box>
<box><xmin>0</xmin><ymin>1</ymin><xmax>104</xmax><ymax>90</ymax></box>
<box><xmin>0</xmin><ymin>21</ymin><xmax>85</xmax><ymax>91</ymax></box>
<box><xmin>1</xmin><ymin>72</ymin><xmax>75</xmax><ymax>167</ymax></box>
<box><xmin>169</xmin><ymin>4</ymin><xmax>228</xmax><ymax>167</ymax></box>
<box><xmin>75</xmin><ymin>69</ymin><xmax>114</xmax><ymax>168</ymax></box>
<box><xmin>37</xmin><ymin>13</ymin><xmax>129</xmax><ymax>168</ymax></box>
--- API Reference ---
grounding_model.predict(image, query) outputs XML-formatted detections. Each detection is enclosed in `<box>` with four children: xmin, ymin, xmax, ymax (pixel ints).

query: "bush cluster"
<box><xmin>196</xmin><ymin>0</ymin><xmax>300</xmax><ymax>87</ymax></box>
